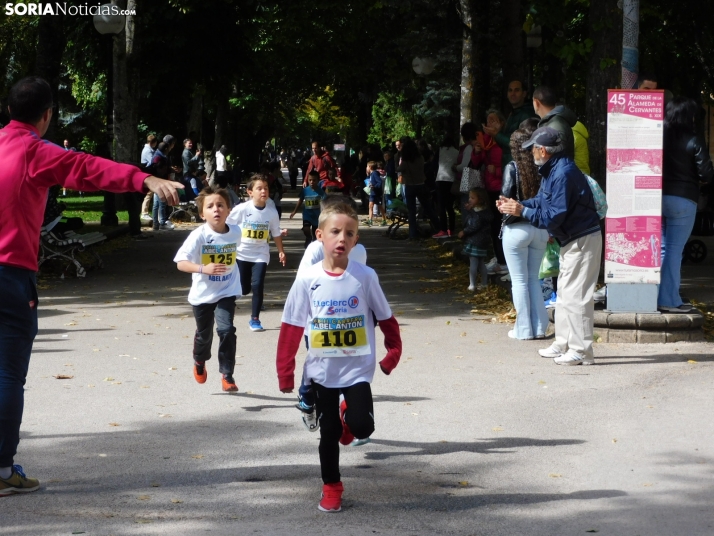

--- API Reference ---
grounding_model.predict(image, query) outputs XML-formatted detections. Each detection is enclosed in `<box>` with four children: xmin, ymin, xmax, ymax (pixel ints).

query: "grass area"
<box><xmin>61</xmin><ymin>194</ymin><xmax>129</xmax><ymax>223</ymax></box>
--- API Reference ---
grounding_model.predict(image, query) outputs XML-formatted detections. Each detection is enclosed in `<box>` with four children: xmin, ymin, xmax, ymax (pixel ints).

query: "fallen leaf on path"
<box><xmin>137</xmin><ymin>495</ymin><xmax>151</xmax><ymax>500</ymax></box>
<box><xmin>168</xmin><ymin>367</ymin><xmax>177</xmax><ymax>370</ymax></box>
<box><xmin>53</xmin><ymin>374</ymin><xmax>74</xmax><ymax>379</ymax></box>
<box><xmin>687</xmin><ymin>359</ymin><xmax>698</xmax><ymax>363</ymax></box>
<box><xmin>549</xmin><ymin>473</ymin><xmax>562</xmax><ymax>478</ymax></box>
<box><xmin>492</xmin><ymin>426</ymin><xmax>504</xmax><ymax>432</ymax></box>
<box><xmin>612</xmin><ymin>439</ymin><xmax>617</xmax><ymax>443</ymax></box>
<box><xmin>151</xmin><ymin>483</ymin><xmax>160</xmax><ymax>487</ymax></box>
<box><xmin>458</xmin><ymin>481</ymin><xmax>468</xmax><ymax>486</ymax></box>
<box><xmin>103</xmin><ymin>378</ymin><xmax>114</xmax><ymax>381</ymax></box>
<box><xmin>171</xmin><ymin>498</ymin><xmax>183</xmax><ymax>503</ymax></box>
<box><xmin>119</xmin><ymin>354</ymin><xmax>130</xmax><ymax>357</ymax></box>
<box><xmin>460</xmin><ymin>332</ymin><xmax>467</xmax><ymax>337</ymax></box>
<box><xmin>108</xmin><ymin>423</ymin><xmax>120</xmax><ymax>427</ymax></box>
<box><xmin>191</xmin><ymin>454</ymin><xmax>204</xmax><ymax>459</ymax></box>
<box><xmin>135</xmin><ymin>519</ymin><xmax>152</xmax><ymax>524</ymax></box>
<box><xmin>446</xmin><ymin>320</ymin><xmax>451</xmax><ymax>325</ymax></box>
<box><xmin>64</xmin><ymin>322</ymin><xmax>77</xmax><ymax>326</ymax></box>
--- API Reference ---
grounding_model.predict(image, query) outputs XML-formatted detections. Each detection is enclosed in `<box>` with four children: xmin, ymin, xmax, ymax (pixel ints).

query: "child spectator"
<box><xmin>276</xmin><ymin>201</ymin><xmax>402</xmax><ymax>512</ymax></box>
<box><xmin>383</xmin><ymin>151</ymin><xmax>397</xmax><ymax>209</ymax></box>
<box><xmin>173</xmin><ymin>187</ymin><xmax>242</xmax><ymax>392</ymax></box>
<box><xmin>227</xmin><ymin>174</ymin><xmax>287</xmax><ymax>332</ymax></box>
<box><xmin>366</xmin><ymin>161</ymin><xmax>387</xmax><ymax>226</ymax></box>
<box><xmin>290</xmin><ymin>170</ymin><xmax>326</xmax><ymax>247</ymax></box>
<box><xmin>459</xmin><ymin>187</ymin><xmax>493</xmax><ymax>292</ymax></box>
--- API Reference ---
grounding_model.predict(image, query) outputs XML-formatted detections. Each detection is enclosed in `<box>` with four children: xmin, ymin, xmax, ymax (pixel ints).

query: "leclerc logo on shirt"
<box><xmin>313</xmin><ymin>297</ymin><xmax>359</xmax><ymax>315</ymax></box>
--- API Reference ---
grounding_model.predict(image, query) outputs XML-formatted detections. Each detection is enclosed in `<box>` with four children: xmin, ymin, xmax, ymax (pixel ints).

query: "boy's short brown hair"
<box><xmin>367</xmin><ymin>160</ymin><xmax>379</xmax><ymax>171</ymax></box>
<box><xmin>195</xmin><ymin>186</ymin><xmax>231</xmax><ymax>216</ymax></box>
<box><xmin>246</xmin><ymin>173</ymin><xmax>270</xmax><ymax>191</ymax></box>
<box><xmin>318</xmin><ymin>201</ymin><xmax>359</xmax><ymax>229</ymax></box>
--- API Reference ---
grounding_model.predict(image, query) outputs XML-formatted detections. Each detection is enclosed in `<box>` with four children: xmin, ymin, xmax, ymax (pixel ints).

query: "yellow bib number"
<box><xmin>241</xmin><ymin>224</ymin><xmax>270</xmax><ymax>243</ymax></box>
<box><xmin>309</xmin><ymin>314</ymin><xmax>370</xmax><ymax>357</ymax></box>
<box><xmin>310</xmin><ymin>327</ymin><xmax>367</xmax><ymax>349</ymax></box>
<box><xmin>304</xmin><ymin>197</ymin><xmax>320</xmax><ymax>208</ymax></box>
<box><xmin>200</xmin><ymin>244</ymin><xmax>236</xmax><ymax>267</ymax></box>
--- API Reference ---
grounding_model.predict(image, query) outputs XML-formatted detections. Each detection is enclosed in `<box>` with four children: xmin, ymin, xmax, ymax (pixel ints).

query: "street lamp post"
<box><xmin>94</xmin><ymin>2</ymin><xmax>125</xmax><ymax>226</ymax></box>
<box><xmin>526</xmin><ymin>25</ymin><xmax>542</xmax><ymax>93</ymax></box>
<box><xmin>412</xmin><ymin>57</ymin><xmax>436</xmax><ymax>138</ymax></box>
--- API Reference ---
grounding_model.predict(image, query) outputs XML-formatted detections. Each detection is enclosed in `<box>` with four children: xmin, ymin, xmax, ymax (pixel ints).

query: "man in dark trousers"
<box><xmin>0</xmin><ymin>76</ymin><xmax>180</xmax><ymax>496</ymax></box>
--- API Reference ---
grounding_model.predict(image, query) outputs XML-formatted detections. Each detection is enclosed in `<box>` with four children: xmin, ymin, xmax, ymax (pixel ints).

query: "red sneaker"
<box><xmin>221</xmin><ymin>374</ymin><xmax>238</xmax><ymax>392</ymax></box>
<box><xmin>339</xmin><ymin>398</ymin><xmax>354</xmax><ymax>445</ymax></box>
<box><xmin>193</xmin><ymin>362</ymin><xmax>207</xmax><ymax>384</ymax></box>
<box><xmin>318</xmin><ymin>481</ymin><xmax>343</xmax><ymax>512</ymax></box>
<box><xmin>432</xmin><ymin>230</ymin><xmax>448</xmax><ymax>238</ymax></box>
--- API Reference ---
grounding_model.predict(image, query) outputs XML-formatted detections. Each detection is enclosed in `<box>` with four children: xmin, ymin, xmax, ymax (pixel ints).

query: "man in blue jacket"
<box><xmin>497</xmin><ymin>127</ymin><xmax>601</xmax><ymax>366</ymax></box>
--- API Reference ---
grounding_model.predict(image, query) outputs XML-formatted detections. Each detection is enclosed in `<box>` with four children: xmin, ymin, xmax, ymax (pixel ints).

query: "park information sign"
<box><xmin>605</xmin><ymin>89</ymin><xmax>665</xmax><ymax>284</ymax></box>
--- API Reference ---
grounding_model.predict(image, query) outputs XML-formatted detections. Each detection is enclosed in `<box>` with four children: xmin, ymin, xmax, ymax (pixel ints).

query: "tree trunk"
<box><xmin>621</xmin><ymin>0</ymin><xmax>639</xmax><ymax>89</ymax></box>
<box><xmin>501</xmin><ymin>0</ymin><xmax>524</xmax><ymax>94</ymax></box>
<box><xmin>113</xmin><ymin>0</ymin><xmax>139</xmax><ymax>163</ymax></box>
<box><xmin>459</xmin><ymin>0</ymin><xmax>476</xmax><ymax>126</ymax></box>
<box><xmin>187</xmin><ymin>88</ymin><xmax>204</xmax><ymax>142</ymax></box>
<box><xmin>35</xmin><ymin>2</ymin><xmax>65</xmax><ymax>142</ymax></box>
<box><xmin>585</xmin><ymin>0</ymin><xmax>622</xmax><ymax>183</ymax></box>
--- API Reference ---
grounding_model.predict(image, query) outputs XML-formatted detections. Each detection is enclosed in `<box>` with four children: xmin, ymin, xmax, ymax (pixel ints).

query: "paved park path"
<box><xmin>2</xmin><ymin>200</ymin><xmax>713</xmax><ymax>535</ymax></box>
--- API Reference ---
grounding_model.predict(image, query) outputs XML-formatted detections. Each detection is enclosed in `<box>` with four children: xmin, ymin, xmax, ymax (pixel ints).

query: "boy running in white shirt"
<box><xmin>174</xmin><ymin>187</ymin><xmax>242</xmax><ymax>391</ymax></box>
<box><xmin>276</xmin><ymin>202</ymin><xmax>402</xmax><ymax>512</ymax></box>
<box><xmin>226</xmin><ymin>175</ymin><xmax>287</xmax><ymax>332</ymax></box>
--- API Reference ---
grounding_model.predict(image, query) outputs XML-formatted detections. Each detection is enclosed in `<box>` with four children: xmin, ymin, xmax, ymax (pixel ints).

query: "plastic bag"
<box><xmin>539</xmin><ymin>240</ymin><xmax>560</xmax><ymax>278</ymax></box>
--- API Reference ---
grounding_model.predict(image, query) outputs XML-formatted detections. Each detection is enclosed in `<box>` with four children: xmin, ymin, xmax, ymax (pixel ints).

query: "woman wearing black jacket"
<box><xmin>660</xmin><ymin>97</ymin><xmax>714</xmax><ymax>312</ymax></box>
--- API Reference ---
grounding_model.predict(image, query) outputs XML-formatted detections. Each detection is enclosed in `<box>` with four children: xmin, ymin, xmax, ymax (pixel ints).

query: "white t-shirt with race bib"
<box><xmin>174</xmin><ymin>224</ymin><xmax>243</xmax><ymax>306</ymax></box>
<box><xmin>297</xmin><ymin>241</ymin><xmax>368</xmax><ymax>278</ymax></box>
<box><xmin>226</xmin><ymin>200</ymin><xmax>281</xmax><ymax>264</ymax></box>
<box><xmin>282</xmin><ymin>261</ymin><xmax>392</xmax><ymax>388</ymax></box>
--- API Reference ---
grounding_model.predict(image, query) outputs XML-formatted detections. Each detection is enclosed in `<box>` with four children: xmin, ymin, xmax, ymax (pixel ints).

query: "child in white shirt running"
<box><xmin>226</xmin><ymin>174</ymin><xmax>287</xmax><ymax>332</ymax></box>
<box><xmin>276</xmin><ymin>201</ymin><xmax>402</xmax><ymax>513</ymax></box>
<box><xmin>174</xmin><ymin>187</ymin><xmax>242</xmax><ymax>391</ymax></box>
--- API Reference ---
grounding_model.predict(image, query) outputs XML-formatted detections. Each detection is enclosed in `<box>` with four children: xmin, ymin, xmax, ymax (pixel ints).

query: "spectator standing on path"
<box><xmin>214</xmin><ymin>144</ymin><xmax>229</xmax><ymax>183</ymax></box>
<box><xmin>432</xmin><ymin>134</ymin><xmax>459</xmax><ymax>238</ymax></box>
<box><xmin>637</xmin><ymin>72</ymin><xmax>658</xmax><ymax>90</ymax></box>
<box><xmin>304</xmin><ymin>141</ymin><xmax>336</xmax><ymax>188</ymax></box>
<box><xmin>658</xmin><ymin>97</ymin><xmax>713</xmax><ymax>313</ymax></box>
<box><xmin>459</xmin><ymin>187</ymin><xmax>493</xmax><ymax>292</ymax></box>
<box><xmin>182</xmin><ymin>138</ymin><xmax>202</xmax><ymax>175</ymax></box>
<box><xmin>397</xmin><ymin>138</ymin><xmax>434</xmax><ymax>240</ymax></box>
<box><xmin>484</xmin><ymin>80</ymin><xmax>537</xmax><ymax>167</ymax></box>
<box><xmin>0</xmin><ymin>76</ymin><xmax>181</xmax><ymax>496</ymax></box>
<box><xmin>140</xmin><ymin>134</ymin><xmax>158</xmax><ymax>221</ymax></box>
<box><xmin>150</xmin><ymin>141</ymin><xmax>176</xmax><ymax>231</ymax></box>
<box><xmin>532</xmin><ymin>86</ymin><xmax>576</xmax><ymax>159</ymax></box>
<box><xmin>497</xmin><ymin>127</ymin><xmax>601</xmax><ymax>366</ymax></box>
<box><xmin>500</xmin><ymin>127</ymin><xmax>549</xmax><ymax>340</ymax></box>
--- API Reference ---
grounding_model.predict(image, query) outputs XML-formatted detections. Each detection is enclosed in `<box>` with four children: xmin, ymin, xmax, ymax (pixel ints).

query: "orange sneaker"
<box><xmin>339</xmin><ymin>398</ymin><xmax>354</xmax><ymax>445</ymax></box>
<box><xmin>222</xmin><ymin>374</ymin><xmax>238</xmax><ymax>392</ymax></box>
<box><xmin>318</xmin><ymin>481</ymin><xmax>343</xmax><ymax>512</ymax></box>
<box><xmin>193</xmin><ymin>361</ymin><xmax>207</xmax><ymax>384</ymax></box>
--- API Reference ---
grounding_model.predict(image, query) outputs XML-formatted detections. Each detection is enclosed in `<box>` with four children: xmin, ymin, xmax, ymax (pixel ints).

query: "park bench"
<box><xmin>385</xmin><ymin>204</ymin><xmax>409</xmax><ymax>238</ymax></box>
<box><xmin>169</xmin><ymin>200</ymin><xmax>199</xmax><ymax>223</ymax></box>
<box><xmin>38</xmin><ymin>229</ymin><xmax>107</xmax><ymax>278</ymax></box>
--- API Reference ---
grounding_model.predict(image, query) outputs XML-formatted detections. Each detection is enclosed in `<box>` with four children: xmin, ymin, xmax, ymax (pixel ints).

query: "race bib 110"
<box><xmin>309</xmin><ymin>314</ymin><xmax>370</xmax><ymax>358</ymax></box>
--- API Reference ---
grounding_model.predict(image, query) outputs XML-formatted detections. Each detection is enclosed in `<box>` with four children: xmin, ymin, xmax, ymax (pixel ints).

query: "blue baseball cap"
<box><xmin>522</xmin><ymin>127</ymin><xmax>561</xmax><ymax>149</ymax></box>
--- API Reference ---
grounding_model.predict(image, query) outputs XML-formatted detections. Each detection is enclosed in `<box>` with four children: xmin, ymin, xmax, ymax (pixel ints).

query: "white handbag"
<box><xmin>459</xmin><ymin>166</ymin><xmax>483</xmax><ymax>193</ymax></box>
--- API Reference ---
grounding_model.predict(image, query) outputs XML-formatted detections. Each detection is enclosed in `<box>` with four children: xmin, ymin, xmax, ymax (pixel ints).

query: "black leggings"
<box><xmin>237</xmin><ymin>260</ymin><xmax>267</xmax><ymax>319</ymax></box>
<box><xmin>435</xmin><ymin>181</ymin><xmax>455</xmax><ymax>233</ymax></box>
<box><xmin>314</xmin><ymin>381</ymin><xmax>374</xmax><ymax>484</ymax></box>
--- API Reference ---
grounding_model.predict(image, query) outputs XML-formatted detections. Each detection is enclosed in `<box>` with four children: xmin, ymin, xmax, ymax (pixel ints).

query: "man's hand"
<box><xmin>483</xmin><ymin>125</ymin><xmax>499</xmax><ymax>137</ymax></box>
<box><xmin>144</xmin><ymin>176</ymin><xmax>182</xmax><ymax>206</ymax></box>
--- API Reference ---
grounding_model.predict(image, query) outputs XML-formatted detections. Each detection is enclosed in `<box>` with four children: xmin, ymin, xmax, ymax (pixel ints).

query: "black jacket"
<box><xmin>663</xmin><ymin>132</ymin><xmax>713</xmax><ymax>203</ymax></box>
<box><xmin>538</xmin><ymin>105</ymin><xmax>576</xmax><ymax>159</ymax></box>
<box><xmin>500</xmin><ymin>161</ymin><xmax>525</xmax><ymax>225</ymax></box>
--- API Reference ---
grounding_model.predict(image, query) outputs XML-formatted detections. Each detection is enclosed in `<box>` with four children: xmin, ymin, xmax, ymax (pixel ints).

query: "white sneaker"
<box><xmin>553</xmin><ymin>352</ymin><xmax>595</xmax><ymax>366</ymax></box>
<box><xmin>538</xmin><ymin>344</ymin><xmax>564</xmax><ymax>358</ymax></box>
<box><xmin>140</xmin><ymin>213</ymin><xmax>153</xmax><ymax>222</ymax></box>
<box><xmin>159</xmin><ymin>222</ymin><xmax>175</xmax><ymax>230</ymax></box>
<box><xmin>485</xmin><ymin>257</ymin><xmax>498</xmax><ymax>272</ymax></box>
<box><xmin>467</xmin><ymin>285</ymin><xmax>476</xmax><ymax>292</ymax></box>
<box><xmin>593</xmin><ymin>286</ymin><xmax>606</xmax><ymax>303</ymax></box>
<box><xmin>302</xmin><ymin>410</ymin><xmax>320</xmax><ymax>432</ymax></box>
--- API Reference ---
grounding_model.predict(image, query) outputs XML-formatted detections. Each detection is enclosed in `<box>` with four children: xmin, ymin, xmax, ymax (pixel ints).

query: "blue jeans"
<box><xmin>0</xmin><ymin>266</ymin><xmax>38</xmax><ymax>467</ymax></box>
<box><xmin>658</xmin><ymin>195</ymin><xmax>697</xmax><ymax>307</ymax></box>
<box><xmin>502</xmin><ymin>223</ymin><xmax>550</xmax><ymax>339</ymax></box>
<box><xmin>152</xmin><ymin>193</ymin><xmax>168</xmax><ymax>227</ymax></box>
<box><xmin>237</xmin><ymin>260</ymin><xmax>267</xmax><ymax>319</ymax></box>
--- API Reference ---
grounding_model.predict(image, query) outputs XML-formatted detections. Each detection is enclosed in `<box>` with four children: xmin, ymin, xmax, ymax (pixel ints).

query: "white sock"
<box><xmin>0</xmin><ymin>466</ymin><xmax>12</xmax><ymax>479</ymax></box>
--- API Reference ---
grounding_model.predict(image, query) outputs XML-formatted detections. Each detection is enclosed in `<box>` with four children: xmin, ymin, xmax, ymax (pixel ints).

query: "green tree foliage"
<box><xmin>368</xmin><ymin>92</ymin><xmax>416</xmax><ymax>147</ymax></box>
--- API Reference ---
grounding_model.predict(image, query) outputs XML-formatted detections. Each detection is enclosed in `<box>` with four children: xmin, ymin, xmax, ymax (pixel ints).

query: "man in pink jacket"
<box><xmin>0</xmin><ymin>76</ymin><xmax>181</xmax><ymax>496</ymax></box>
